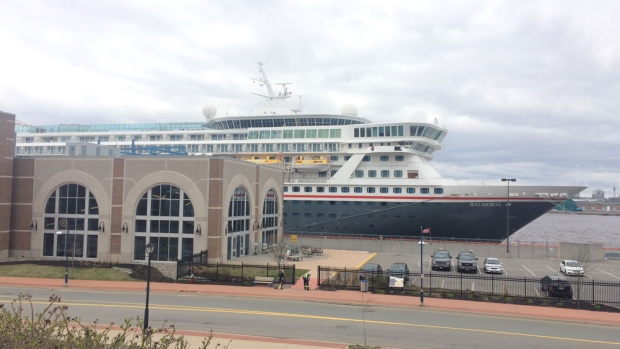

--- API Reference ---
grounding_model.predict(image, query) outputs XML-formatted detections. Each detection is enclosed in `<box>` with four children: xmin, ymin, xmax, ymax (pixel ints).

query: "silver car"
<box><xmin>483</xmin><ymin>257</ymin><xmax>503</xmax><ymax>274</ymax></box>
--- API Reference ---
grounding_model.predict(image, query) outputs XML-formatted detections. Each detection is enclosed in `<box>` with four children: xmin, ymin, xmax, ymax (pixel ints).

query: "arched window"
<box><xmin>261</xmin><ymin>189</ymin><xmax>279</xmax><ymax>245</ymax></box>
<box><xmin>134</xmin><ymin>184</ymin><xmax>194</xmax><ymax>261</ymax></box>
<box><xmin>42</xmin><ymin>183</ymin><xmax>99</xmax><ymax>258</ymax></box>
<box><xmin>226</xmin><ymin>187</ymin><xmax>250</xmax><ymax>260</ymax></box>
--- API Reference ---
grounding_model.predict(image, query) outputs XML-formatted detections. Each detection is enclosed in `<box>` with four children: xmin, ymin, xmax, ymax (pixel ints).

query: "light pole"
<box><xmin>55</xmin><ymin>219</ymin><xmax>69</xmax><ymax>286</ymax></box>
<box><xmin>143</xmin><ymin>243</ymin><xmax>155</xmax><ymax>330</ymax></box>
<box><xmin>501</xmin><ymin>178</ymin><xmax>516</xmax><ymax>253</ymax></box>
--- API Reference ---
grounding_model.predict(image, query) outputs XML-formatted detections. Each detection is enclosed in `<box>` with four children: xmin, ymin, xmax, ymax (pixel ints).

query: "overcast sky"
<box><xmin>1</xmin><ymin>1</ymin><xmax>618</xmax><ymax>197</ymax></box>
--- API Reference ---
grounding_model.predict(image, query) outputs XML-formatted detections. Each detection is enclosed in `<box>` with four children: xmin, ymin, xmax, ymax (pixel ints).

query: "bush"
<box><xmin>0</xmin><ymin>293</ymin><xmax>227</xmax><ymax>349</ymax></box>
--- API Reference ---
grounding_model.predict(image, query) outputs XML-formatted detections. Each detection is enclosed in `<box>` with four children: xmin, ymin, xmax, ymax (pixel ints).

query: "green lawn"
<box><xmin>0</xmin><ymin>264</ymin><xmax>139</xmax><ymax>281</ymax></box>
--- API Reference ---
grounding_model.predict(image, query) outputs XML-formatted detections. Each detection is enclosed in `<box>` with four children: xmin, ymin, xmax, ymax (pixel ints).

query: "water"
<box><xmin>511</xmin><ymin>213</ymin><xmax>620</xmax><ymax>247</ymax></box>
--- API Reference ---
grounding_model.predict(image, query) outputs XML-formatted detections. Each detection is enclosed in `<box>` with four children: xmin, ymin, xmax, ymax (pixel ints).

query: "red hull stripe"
<box><xmin>283</xmin><ymin>194</ymin><xmax>548</xmax><ymax>201</ymax></box>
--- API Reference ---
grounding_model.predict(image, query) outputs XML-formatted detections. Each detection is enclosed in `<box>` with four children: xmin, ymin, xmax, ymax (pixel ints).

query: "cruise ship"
<box><xmin>14</xmin><ymin>62</ymin><xmax>585</xmax><ymax>241</ymax></box>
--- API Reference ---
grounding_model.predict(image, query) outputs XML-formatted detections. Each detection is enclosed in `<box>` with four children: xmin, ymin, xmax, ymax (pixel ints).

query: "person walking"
<box><xmin>302</xmin><ymin>271</ymin><xmax>311</xmax><ymax>290</ymax></box>
<box><xmin>278</xmin><ymin>269</ymin><xmax>285</xmax><ymax>289</ymax></box>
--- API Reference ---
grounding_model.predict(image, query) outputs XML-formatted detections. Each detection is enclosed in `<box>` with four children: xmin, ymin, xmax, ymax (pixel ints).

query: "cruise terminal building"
<box><xmin>0</xmin><ymin>111</ymin><xmax>284</xmax><ymax>263</ymax></box>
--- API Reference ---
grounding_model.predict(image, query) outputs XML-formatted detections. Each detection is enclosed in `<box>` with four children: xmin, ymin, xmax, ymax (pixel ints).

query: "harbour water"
<box><xmin>510</xmin><ymin>212</ymin><xmax>620</xmax><ymax>248</ymax></box>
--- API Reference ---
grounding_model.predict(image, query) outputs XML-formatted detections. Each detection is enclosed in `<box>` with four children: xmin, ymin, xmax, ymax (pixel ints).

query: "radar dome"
<box><xmin>341</xmin><ymin>104</ymin><xmax>358</xmax><ymax>117</ymax></box>
<box><xmin>202</xmin><ymin>105</ymin><xmax>217</xmax><ymax>120</ymax></box>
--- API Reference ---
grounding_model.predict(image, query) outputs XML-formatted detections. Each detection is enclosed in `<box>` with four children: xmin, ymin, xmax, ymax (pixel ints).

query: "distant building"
<box><xmin>592</xmin><ymin>189</ymin><xmax>605</xmax><ymax>200</ymax></box>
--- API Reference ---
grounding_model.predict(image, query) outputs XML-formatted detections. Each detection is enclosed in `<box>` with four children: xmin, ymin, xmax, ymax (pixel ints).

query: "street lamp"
<box><xmin>501</xmin><ymin>178</ymin><xmax>516</xmax><ymax>253</ymax></box>
<box><xmin>143</xmin><ymin>243</ymin><xmax>155</xmax><ymax>330</ymax></box>
<box><xmin>55</xmin><ymin>219</ymin><xmax>69</xmax><ymax>286</ymax></box>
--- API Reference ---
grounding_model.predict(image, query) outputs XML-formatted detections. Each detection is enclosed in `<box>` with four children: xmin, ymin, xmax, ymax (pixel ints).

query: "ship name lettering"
<box><xmin>470</xmin><ymin>203</ymin><xmax>503</xmax><ymax>207</ymax></box>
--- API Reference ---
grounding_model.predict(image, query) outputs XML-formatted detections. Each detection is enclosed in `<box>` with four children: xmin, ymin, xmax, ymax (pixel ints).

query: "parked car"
<box><xmin>560</xmin><ymin>260</ymin><xmax>584</xmax><ymax>276</ymax></box>
<box><xmin>431</xmin><ymin>249</ymin><xmax>452</xmax><ymax>271</ymax></box>
<box><xmin>541</xmin><ymin>275</ymin><xmax>573</xmax><ymax>298</ymax></box>
<box><xmin>483</xmin><ymin>257</ymin><xmax>503</xmax><ymax>274</ymax></box>
<box><xmin>388</xmin><ymin>262</ymin><xmax>410</xmax><ymax>283</ymax></box>
<box><xmin>456</xmin><ymin>251</ymin><xmax>478</xmax><ymax>273</ymax></box>
<box><xmin>359</xmin><ymin>263</ymin><xmax>383</xmax><ymax>280</ymax></box>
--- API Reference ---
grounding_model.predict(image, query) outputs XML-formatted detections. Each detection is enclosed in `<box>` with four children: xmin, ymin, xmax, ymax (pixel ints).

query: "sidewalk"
<box><xmin>1</xmin><ymin>249</ymin><xmax>619</xmax><ymax>348</ymax></box>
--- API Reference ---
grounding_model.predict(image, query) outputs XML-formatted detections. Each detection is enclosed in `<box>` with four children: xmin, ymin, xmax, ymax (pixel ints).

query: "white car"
<box><xmin>483</xmin><ymin>257</ymin><xmax>503</xmax><ymax>274</ymax></box>
<box><xmin>560</xmin><ymin>260</ymin><xmax>584</xmax><ymax>276</ymax></box>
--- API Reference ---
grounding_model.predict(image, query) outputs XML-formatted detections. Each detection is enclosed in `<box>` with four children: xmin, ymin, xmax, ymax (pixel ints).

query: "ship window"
<box><xmin>434</xmin><ymin>188</ymin><xmax>444</xmax><ymax>194</ymax></box>
<box><xmin>317</xmin><ymin>213</ymin><xmax>324</xmax><ymax>218</ymax></box>
<box><xmin>393</xmin><ymin>188</ymin><xmax>402</xmax><ymax>194</ymax></box>
<box><xmin>331</xmin><ymin>156</ymin><xmax>338</xmax><ymax>161</ymax></box>
<box><xmin>360</xmin><ymin>128</ymin><xmax>365</xmax><ymax>137</ymax></box>
<box><xmin>367</xmin><ymin>187</ymin><xmax>375</xmax><ymax>193</ymax></box>
<box><xmin>380</xmin><ymin>156</ymin><xmax>389</xmax><ymax>161</ymax></box>
<box><xmin>421</xmin><ymin>188</ymin><xmax>430</xmax><ymax>194</ymax></box>
<box><xmin>368</xmin><ymin>170</ymin><xmax>376</xmax><ymax>178</ymax></box>
<box><xmin>355</xmin><ymin>170</ymin><xmax>364</xmax><ymax>177</ymax></box>
<box><xmin>380</xmin><ymin>187</ymin><xmax>388</xmax><ymax>193</ymax></box>
<box><xmin>341</xmin><ymin>187</ymin><xmax>350</xmax><ymax>193</ymax></box>
<box><xmin>362</xmin><ymin>155</ymin><xmax>370</xmax><ymax>161</ymax></box>
<box><xmin>283</xmin><ymin>130</ymin><xmax>294</xmax><ymax>138</ymax></box>
<box><xmin>304</xmin><ymin>187</ymin><xmax>312</xmax><ymax>193</ymax></box>
<box><xmin>354</xmin><ymin>128</ymin><xmax>360</xmax><ymax>137</ymax></box>
<box><xmin>354</xmin><ymin>187</ymin><xmax>363</xmax><ymax>193</ymax></box>
<box><xmin>318</xmin><ymin>171</ymin><xmax>327</xmax><ymax>177</ymax></box>
<box><xmin>381</xmin><ymin>170</ymin><xmax>389</xmax><ymax>178</ymax></box>
<box><xmin>329</xmin><ymin>214</ymin><xmax>337</xmax><ymax>218</ymax></box>
<box><xmin>407</xmin><ymin>188</ymin><xmax>415</xmax><ymax>194</ymax></box>
<box><xmin>331</xmin><ymin>170</ymin><xmax>338</xmax><ymax>177</ymax></box>
<box><xmin>283</xmin><ymin>187</ymin><xmax>289</xmax><ymax>192</ymax></box>
<box><xmin>329</xmin><ymin>187</ymin><xmax>337</xmax><ymax>193</ymax></box>
<box><xmin>330</xmin><ymin>129</ymin><xmax>341</xmax><ymax>138</ymax></box>
<box><xmin>394</xmin><ymin>170</ymin><xmax>403</xmax><ymax>178</ymax></box>
<box><xmin>317</xmin><ymin>187</ymin><xmax>325</xmax><ymax>192</ymax></box>
<box><xmin>344</xmin><ymin>156</ymin><xmax>351</xmax><ymax>160</ymax></box>
<box><xmin>292</xmin><ymin>186</ymin><xmax>301</xmax><ymax>192</ymax></box>
<box><xmin>395</xmin><ymin>155</ymin><xmax>404</xmax><ymax>161</ymax></box>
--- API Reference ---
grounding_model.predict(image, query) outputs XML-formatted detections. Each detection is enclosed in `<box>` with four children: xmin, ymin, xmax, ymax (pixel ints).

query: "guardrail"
<box><xmin>177</xmin><ymin>261</ymin><xmax>296</xmax><ymax>285</ymax></box>
<box><xmin>317</xmin><ymin>266</ymin><xmax>620</xmax><ymax>305</ymax></box>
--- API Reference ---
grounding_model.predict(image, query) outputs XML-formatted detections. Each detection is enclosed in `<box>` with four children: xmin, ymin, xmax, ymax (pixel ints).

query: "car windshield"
<box><xmin>390</xmin><ymin>265</ymin><xmax>406</xmax><ymax>272</ymax></box>
<box><xmin>566</xmin><ymin>261</ymin><xmax>581</xmax><ymax>267</ymax></box>
<box><xmin>362</xmin><ymin>264</ymin><xmax>379</xmax><ymax>271</ymax></box>
<box><xmin>486</xmin><ymin>259</ymin><xmax>499</xmax><ymax>265</ymax></box>
<box><xmin>434</xmin><ymin>251</ymin><xmax>449</xmax><ymax>258</ymax></box>
<box><xmin>460</xmin><ymin>254</ymin><xmax>475</xmax><ymax>261</ymax></box>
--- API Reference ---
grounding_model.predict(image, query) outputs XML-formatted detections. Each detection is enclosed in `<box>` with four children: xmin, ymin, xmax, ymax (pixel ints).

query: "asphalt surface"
<box><xmin>1</xmin><ymin>249</ymin><xmax>619</xmax><ymax>349</ymax></box>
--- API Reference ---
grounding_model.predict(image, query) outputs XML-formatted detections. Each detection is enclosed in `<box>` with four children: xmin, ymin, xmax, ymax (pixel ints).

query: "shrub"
<box><xmin>0</xmin><ymin>293</ymin><xmax>227</xmax><ymax>349</ymax></box>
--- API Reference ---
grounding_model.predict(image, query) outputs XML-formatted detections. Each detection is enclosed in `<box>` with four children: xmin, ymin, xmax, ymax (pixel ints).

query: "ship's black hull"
<box><xmin>283</xmin><ymin>199</ymin><xmax>557</xmax><ymax>241</ymax></box>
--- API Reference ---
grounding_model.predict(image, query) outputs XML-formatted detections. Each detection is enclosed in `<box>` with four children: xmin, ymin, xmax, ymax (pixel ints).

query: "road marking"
<box><xmin>595</xmin><ymin>268</ymin><xmax>620</xmax><ymax>280</ymax></box>
<box><xmin>545</xmin><ymin>265</ymin><xmax>561</xmax><ymax>275</ymax></box>
<box><xmin>3</xmin><ymin>297</ymin><xmax>619</xmax><ymax>346</ymax></box>
<box><xmin>521</xmin><ymin>265</ymin><xmax>536</xmax><ymax>276</ymax></box>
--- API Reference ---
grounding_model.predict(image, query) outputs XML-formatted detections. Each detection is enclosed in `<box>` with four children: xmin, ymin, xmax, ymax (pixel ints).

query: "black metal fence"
<box><xmin>178</xmin><ymin>261</ymin><xmax>296</xmax><ymax>286</ymax></box>
<box><xmin>317</xmin><ymin>266</ymin><xmax>620</xmax><ymax>305</ymax></box>
<box><xmin>176</xmin><ymin>250</ymin><xmax>208</xmax><ymax>280</ymax></box>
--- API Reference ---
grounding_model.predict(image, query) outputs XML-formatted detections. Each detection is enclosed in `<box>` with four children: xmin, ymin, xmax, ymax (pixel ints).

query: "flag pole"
<box><xmin>420</xmin><ymin>226</ymin><xmax>424</xmax><ymax>305</ymax></box>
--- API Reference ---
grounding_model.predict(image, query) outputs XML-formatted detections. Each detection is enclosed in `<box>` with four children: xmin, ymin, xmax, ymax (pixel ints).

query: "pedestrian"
<box><xmin>302</xmin><ymin>272</ymin><xmax>311</xmax><ymax>290</ymax></box>
<box><xmin>278</xmin><ymin>269</ymin><xmax>285</xmax><ymax>289</ymax></box>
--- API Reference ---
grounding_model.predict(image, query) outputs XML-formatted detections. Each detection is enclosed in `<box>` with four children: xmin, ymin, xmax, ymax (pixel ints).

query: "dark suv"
<box><xmin>456</xmin><ymin>251</ymin><xmax>478</xmax><ymax>273</ymax></box>
<box><xmin>431</xmin><ymin>249</ymin><xmax>452</xmax><ymax>271</ymax></box>
<box><xmin>541</xmin><ymin>275</ymin><xmax>573</xmax><ymax>298</ymax></box>
<box><xmin>388</xmin><ymin>262</ymin><xmax>410</xmax><ymax>283</ymax></box>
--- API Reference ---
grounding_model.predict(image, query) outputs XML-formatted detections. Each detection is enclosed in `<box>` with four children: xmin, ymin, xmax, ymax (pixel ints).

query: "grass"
<box><xmin>0</xmin><ymin>264</ymin><xmax>139</xmax><ymax>281</ymax></box>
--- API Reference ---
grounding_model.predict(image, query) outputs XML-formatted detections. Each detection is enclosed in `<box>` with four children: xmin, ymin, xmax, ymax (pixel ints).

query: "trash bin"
<box><xmin>360</xmin><ymin>279</ymin><xmax>368</xmax><ymax>292</ymax></box>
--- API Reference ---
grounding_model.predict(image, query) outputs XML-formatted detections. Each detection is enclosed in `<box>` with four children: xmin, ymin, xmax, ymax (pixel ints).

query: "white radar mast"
<box><xmin>250</xmin><ymin>62</ymin><xmax>299</xmax><ymax>115</ymax></box>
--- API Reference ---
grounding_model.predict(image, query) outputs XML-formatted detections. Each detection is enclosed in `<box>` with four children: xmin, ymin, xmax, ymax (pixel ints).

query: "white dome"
<box><xmin>341</xmin><ymin>104</ymin><xmax>358</xmax><ymax>117</ymax></box>
<box><xmin>202</xmin><ymin>105</ymin><xmax>217</xmax><ymax>120</ymax></box>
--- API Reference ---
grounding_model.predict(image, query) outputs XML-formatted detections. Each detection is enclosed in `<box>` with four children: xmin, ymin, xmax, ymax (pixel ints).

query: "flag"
<box><xmin>422</xmin><ymin>228</ymin><xmax>431</xmax><ymax>234</ymax></box>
